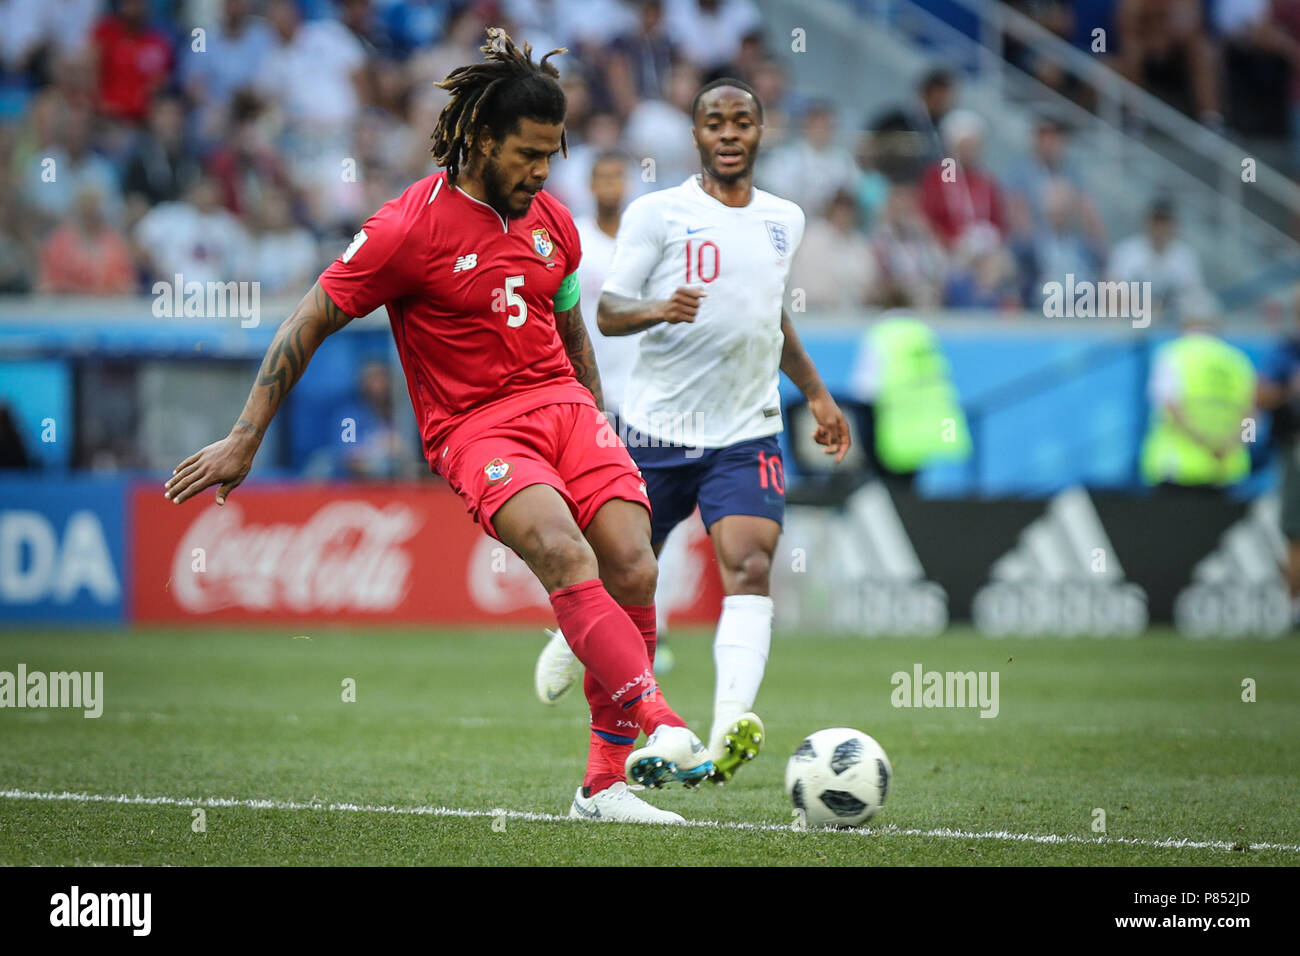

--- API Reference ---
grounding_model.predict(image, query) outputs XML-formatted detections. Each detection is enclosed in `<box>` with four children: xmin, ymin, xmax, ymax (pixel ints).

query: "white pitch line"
<box><xmin>2</xmin><ymin>789</ymin><xmax>1297</xmax><ymax>854</ymax></box>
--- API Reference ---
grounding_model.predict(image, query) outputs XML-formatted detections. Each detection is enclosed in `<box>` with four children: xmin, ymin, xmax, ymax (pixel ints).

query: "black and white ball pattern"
<box><xmin>786</xmin><ymin>728</ymin><xmax>892</xmax><ymax>827</ymax></box>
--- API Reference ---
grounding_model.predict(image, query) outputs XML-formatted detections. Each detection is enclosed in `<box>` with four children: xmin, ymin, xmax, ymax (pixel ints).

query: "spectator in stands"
<box><xmin>605</xmin><ymin>0</ymin><xmax>678</xmax><ymax>118</ymax></box>
<box><xmin>1255</xmin><ymin>287</ymin><xmax>1300</xmax><ymax>617</ymax></box>
<box><xmin>257</xmin><ymin>0</ymin><xmax>367</xmax><ymax>127</ymax></box>
<box><xmin>377</xmin><ymin>0</ymin><xmax>451</xmax><ymax>60</ymax></box>
<box><xmin>549</xmin><ymin>109</ymin><xmax>624</xmax><ymax>220</ymax></box>
<box><xmin>1116</xmin><ymin>0</ymin><xmax>1222</xmax><ymax>129</ymax></box>
<box><xmin>405</xmin><ymin>2</ymin><xmax>489</xmax><ymax>118</ymax></box>
<box><xmin>749</xmin><ymin>55</ymin><xmax>792</xmax><ymax>150</ymax></box>
<box><xmin>623</xmin><ymin>61</ymin><xmax>700</xmax><ymax>189</ymax></box>
<box><xmin>0</xmin><ymin>181</ymin><xmax>36</xmax><ymax>294</ymax></box>
<box><xmin>339</xmin><ymin>0</ymin><xmax>391</xmax><ymax>59</ymax></box>
<box><xmin>664</xmin><ymin>0</ymin><xmax>762</xmax><ymax>73</ymax></box>
<box><xmin>851</xmin><ymin>125</ymin><xmax>891</xmax><ymax>228</ymax></box>
<box><xmin>511</xmin><ymin>0</ymin><xmax>638</xmax><ymax>75</ymax></box>
<box><xmin>868</xmin><ymin>67</ymin><xmax>955</xmax><ymax>182</ymax></box>
<box><xmin>90</xmin><ymin>0</ymin><xmax>174</xmax><ymax>125</ymax></box>
<box><xmin>789</xmin><ymin>189</ymin><xmax>879</xmax><ymax>312</ymax></box>
<box><xmin>1214</xmin><ymin>0</ymin><xmax>1290</xmax><ymax>137</ymax></box>
<box><xmin>1003</xmin><ymin>0</ymin><xmax>1079</xmax><ymax>100</ymax></box>
<box><xmin>332</xmin><ymin>359</ymin><xmax>420</xmax><ymax>479</ymax></box>
<box><xmin>758</xmin><ymin>100</ymin><xmax>858</xmax><ymax>219</ymax></box>
<box><xmin>205</xmin><ymin>91</ymin><xmax>291</xmax><ymax>218</ymax></box>
<box><xmin>1013</xmin><ymin>177</ymin><xmax>1105</xmax><ymax>309</ymax></box>
<box><xmin>38</xmin><ymin>184</ymin><xmax>135</xmax><ymax>294</ymax></box>
<box><xmin>245</xmin><ymin>185</ymin><xmax>319</xmax><ymax>294</ymax></box>
<box><xmin>1106</xmin><ymin>197</ymin><xmax>1204</xmax><ymax>317</ymax></box>
<box><xmin>944</xmin><ymin>223</ymin><xmax>1022</xmax><ymax>310</ymax></box>
<box><xmin>868</xmin><ymin>184</ymin><xmax>948</xmax><ymax>309</ymax></box>
<box><xmin>919</xmin><ymin>109</ymin><xmax>1008</xmax><ymax>247</ymax></box>
<box><xmin>1006</xmin><ymin>114</ymin><xmax>1105</xmax><ymax>245</ymax></box>
<box><xmin>1141</xmin><ymin>289</ymin><xmax>1256</xmax><ymax>489</ymax></box>
<box><xmin>23</xmin><ymin>102</ymin><xmax>122</xmax><ymax>230</ymax></box>
<box><xmin>0</xmin><ymin>0</ymin><xmax>99</xmax><ymax>85</ymax></box>
<box><xmin>181</xmin><ymin>0</ymin><xmax>274</xmax><ymax>146</ymax></box>
<box><xmin>134</xmin><ymin>174</ymin><xmax>249</xmax><ymax>286</ymax></box>
<box><xmin>122</xmin><ymin>93</ymin><xmax>201</xmax><ymax>221</ymax></box>
<box><xmin>1262</xmin><ymin>0</ymin><xmax>1300</xmax><ymax>170</ymax></box>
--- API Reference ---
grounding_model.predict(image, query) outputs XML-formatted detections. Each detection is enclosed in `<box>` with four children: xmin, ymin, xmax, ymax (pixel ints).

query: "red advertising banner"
<box><xmin>130</xmin><ymin>482</ymin><xmax>726</xmax><ymax>626</ymax></box>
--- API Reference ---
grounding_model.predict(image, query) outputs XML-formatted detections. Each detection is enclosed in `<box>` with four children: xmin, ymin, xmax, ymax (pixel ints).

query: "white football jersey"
<box><xmin>601</xmin><ymin>174</ymin><xmax>805</xmax><ymax>448</ymax></box>
<box><xmin>575</xmin><ymin>215</ymin><xmax>643</xmax><ymax>418</ymax></box>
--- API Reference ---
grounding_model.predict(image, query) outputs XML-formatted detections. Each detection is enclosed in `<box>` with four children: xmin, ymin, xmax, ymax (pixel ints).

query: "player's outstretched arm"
<box><xmin>557</xmin><ymin>300</ymin><xmax>605</xmax><ymax>412</ymax></box>
<box><xmin>164</xmin><ymin>282</ymin><xmax>355</xmax><ymax>505</ymax></box>
<box><xmin>779</xmin><ymin>308</ymin><xmax>851</xmax><ymax>463</ymax></box>
<box><xmin>597</xmin><ymin>287</ymin><xmax>706</xmax><ymax>336</ymax></box>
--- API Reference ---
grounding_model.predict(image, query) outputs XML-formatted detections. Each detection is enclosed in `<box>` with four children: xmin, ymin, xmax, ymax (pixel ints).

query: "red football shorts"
<box><xmin>436</xmin><ymin>401</ymin><xmax>650</xmax><ymax>539</ymax></box>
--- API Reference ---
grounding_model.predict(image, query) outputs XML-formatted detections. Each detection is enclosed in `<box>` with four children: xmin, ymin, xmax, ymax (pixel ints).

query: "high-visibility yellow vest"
<box><xmin>869</xmin><ymin>319</ymin><xmax>971</xmax><ymax>472</ymax></box>
<box><xmin>1140</xmin><ymin>334</ymin><xmax>1256</xmax><ymax>486</ymax></box>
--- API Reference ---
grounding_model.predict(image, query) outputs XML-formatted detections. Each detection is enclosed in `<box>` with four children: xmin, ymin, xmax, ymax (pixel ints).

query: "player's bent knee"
<box><xmin>732</xmin><ymin>548</ymin><xmax>773</xmax><ymax>594</ymax></box>
<box><xmin>525</xmin><ymin>527</ymin><xmax>599</xmax><ymax>592</ymax></box>
<box><xmin>599</xmin><ymin>544</ymin><xmax>657</xmax><ymax>605</ymax></box>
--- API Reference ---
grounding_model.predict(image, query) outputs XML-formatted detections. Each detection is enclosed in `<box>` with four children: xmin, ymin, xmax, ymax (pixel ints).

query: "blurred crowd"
<box><xmin>0</xmin><ymin>0</ymin><xmax>1236</xmax><ymax>317</ymax></box>
<box><xmin>1004</xmin><ymin>0</ymin><xmax>1300</xmax><ymax>149</ymax></box>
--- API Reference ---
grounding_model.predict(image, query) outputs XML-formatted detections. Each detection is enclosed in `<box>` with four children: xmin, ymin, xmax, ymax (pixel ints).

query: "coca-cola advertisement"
<box><xmin>130</xmin><ymin>482</ymin><xmax>727</xmax><ymax>625</ymax></box>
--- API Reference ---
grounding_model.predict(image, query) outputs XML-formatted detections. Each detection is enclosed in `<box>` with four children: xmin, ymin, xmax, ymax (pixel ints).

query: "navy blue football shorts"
<box><xmin>624</xmin><ymin>426</ymin><xmax>787</xmax><ymax>545</ymax></box>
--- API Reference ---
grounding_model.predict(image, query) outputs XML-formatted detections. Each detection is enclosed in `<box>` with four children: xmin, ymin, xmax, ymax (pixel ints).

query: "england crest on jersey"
<box><xmin>764</xmin><ymin>220</ymin><xmax>789</xmax><ymax>257</ymax></box>
<box><xmin>532</xmin><ymin>227</ymin><xmax>554</xmax><ymax>260</ymax></box>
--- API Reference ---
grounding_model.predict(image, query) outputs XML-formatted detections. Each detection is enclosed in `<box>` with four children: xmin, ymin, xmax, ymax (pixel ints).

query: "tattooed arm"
<box><xmin>557</xmin><ymin>300</ymin><xmax>605</xmax><ymax>413</ymax></box>
<box><xmin>164</xmin><ymin>282</ymin><xmax>355</xmax><ymax>504</ymax></box>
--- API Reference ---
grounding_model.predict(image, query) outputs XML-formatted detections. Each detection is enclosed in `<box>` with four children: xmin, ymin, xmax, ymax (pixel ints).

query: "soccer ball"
<box><xmin>786</xmin><ymin>728</ymin><xmax>892</xmax><ymax>827</ymax></box>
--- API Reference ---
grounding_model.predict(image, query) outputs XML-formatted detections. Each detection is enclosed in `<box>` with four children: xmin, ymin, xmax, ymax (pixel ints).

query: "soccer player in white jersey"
<box><xmin>536</xmin><ymin>77</ymin><xmax>850</xmax><ymax>784</ymax></box>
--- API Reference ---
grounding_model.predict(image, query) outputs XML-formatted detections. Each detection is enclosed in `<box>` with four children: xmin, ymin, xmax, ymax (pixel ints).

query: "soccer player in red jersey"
<box><xmin>164</xmin><ymin>28</ymin><xmax>710</xmax><ymax>824</ymax></box>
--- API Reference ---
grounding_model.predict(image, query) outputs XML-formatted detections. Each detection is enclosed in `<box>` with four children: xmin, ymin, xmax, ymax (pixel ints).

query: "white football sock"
<box><xmin>710</xmin><ymin>594</ymin><xmax>773</xmax><ymax>747</ymax></box>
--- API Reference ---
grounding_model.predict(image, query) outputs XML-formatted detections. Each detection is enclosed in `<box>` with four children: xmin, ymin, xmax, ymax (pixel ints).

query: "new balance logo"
<box><xmin>453</xmin><ymin>253</ymin><xmax>478</xmax><ymax>272</ymax></box>
<box><xmin>1174</xmin><ymin>493</ymin><xmax>1288</xmax><ymax>637</ymax></box>
<box><xmin>973</xmin><ymin>486</ymin><xmax>1147</xmax><ymax>637</ymax></box>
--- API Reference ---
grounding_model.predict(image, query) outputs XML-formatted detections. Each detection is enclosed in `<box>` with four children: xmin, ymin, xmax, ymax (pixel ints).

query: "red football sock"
<box><xmin>580</xmin><ymin>604</ymin><xmax>663</xmax><ymax>795</ymax></box>
<box><xmin>622</xmin><ymin>603</ymin><xmax>657</xmax><ymax>664</ymax></box>
<box><xmin>583</xmin><ymin>670</ymin><xmax>636</xmax><ymax>795</ymax></box>
<box><xmin>550</xmin><ymin>579</ymin><xmax>683</xmax><ymax>734</ymax></box>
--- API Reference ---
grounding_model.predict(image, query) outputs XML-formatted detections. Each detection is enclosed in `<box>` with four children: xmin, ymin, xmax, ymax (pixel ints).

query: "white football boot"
<box><xmin>625</xmin><ymin>724</ymin><xmax>714</xmax><ymax>788</ymax></box>
<box><xmin>568</xmin><ymin>782</ymin><xmax>686</xmax><ymax>824</ymax></box>
<box><xmin>534</xmin><ymin>628</ymin><xmax>583</xmax><ymax>704</ymax></box>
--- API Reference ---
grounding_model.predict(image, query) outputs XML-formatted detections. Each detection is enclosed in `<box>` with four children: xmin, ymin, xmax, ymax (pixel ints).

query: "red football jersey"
<box><xmin>319</xmin><ymin>172</ymin><xmax>589</xmax><ymax>463</ymax></box>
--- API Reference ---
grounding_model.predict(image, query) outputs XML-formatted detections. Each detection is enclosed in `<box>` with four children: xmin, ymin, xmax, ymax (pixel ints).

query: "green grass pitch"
<box><xmin>1</xmin><ymin>627</ymin><xmax>1297</xmax><ymax>866</ymax></box>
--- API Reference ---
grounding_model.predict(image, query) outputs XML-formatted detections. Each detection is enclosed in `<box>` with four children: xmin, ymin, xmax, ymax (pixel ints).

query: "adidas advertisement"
<box><xmin>776</xmin><ymin>482</ymin><xmax>948</xmax><ymax>637</ymax></box>
<box><xmin>775</xmin><ymin>483</ymin><xmax>1287</xmax><ymax>638</ymax></box>
<box><xmin>971</xmin><ymin>487</ymin><xmax>1148</xmax><ymax>638</ymax></box>
<box><xmin>1172</xmin><ymin>495</ymin><xmax>1290</xmax><ymax>638</ymax></box>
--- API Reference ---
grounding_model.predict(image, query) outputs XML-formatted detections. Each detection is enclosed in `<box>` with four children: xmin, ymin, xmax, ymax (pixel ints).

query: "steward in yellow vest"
<box><xmin>1141</xmin><ymin>322</ymin><xmax>1256</xmax><ymax>488</ymax></box>
<box><xmin>852</xmin><ymin>318</ymin><xmax>971</xmax><ymax>477</ymax></box>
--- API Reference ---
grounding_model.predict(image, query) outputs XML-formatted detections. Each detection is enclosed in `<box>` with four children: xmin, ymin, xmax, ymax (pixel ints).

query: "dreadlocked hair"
<box><xmin>431</xmin><ymin>26</ymin><xmax>568</xmax><ymax>182</ymax></box>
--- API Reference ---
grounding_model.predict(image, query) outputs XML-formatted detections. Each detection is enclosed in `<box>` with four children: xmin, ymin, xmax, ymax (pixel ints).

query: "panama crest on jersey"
<box><xmin>484</xmin><ymin>457</ymin><xmax>513</xmax><ymax>484</ymax></box>
<box><xmin>532</xmin><ymin>227</ymin><xmax>554</xmax><ymax>260</ymax></box>
<box><xmin>764</xmin><ymin>220</ymin><xmax>789</xmax><ymax>257</ymax></box>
